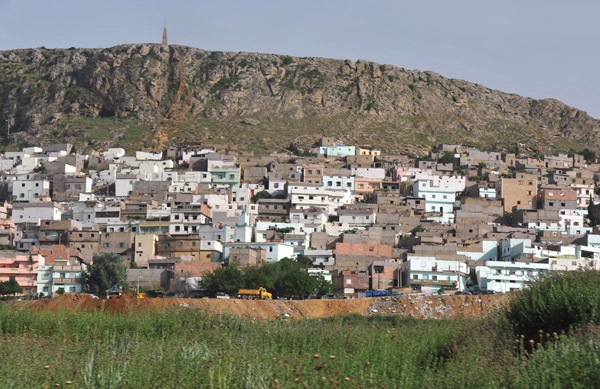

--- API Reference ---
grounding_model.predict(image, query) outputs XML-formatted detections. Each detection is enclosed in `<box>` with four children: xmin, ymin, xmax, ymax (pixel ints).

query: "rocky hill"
<box><xmin>1</xmin><ymin>43</ymin><xmax>599</xmax><ymax>155</ymax></box>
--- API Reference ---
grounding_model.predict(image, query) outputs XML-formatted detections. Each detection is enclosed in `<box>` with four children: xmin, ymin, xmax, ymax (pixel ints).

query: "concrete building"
<box><xmin>476</xmin><ymin>260</ymin><xmax>550</xmax><ymax>293</ymax></box>
<box><xmin>500</xmin><ymin>176</ymin><xmax>538</xmax><ymax>213</ymax></box>
<box><xmin>0</xmin><ymin>252</ymin><xmax>45</xmax><ymax>296</ymax></box>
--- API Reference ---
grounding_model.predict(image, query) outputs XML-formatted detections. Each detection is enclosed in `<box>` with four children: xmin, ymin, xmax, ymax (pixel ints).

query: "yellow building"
<box><xmin>356</xmin><ymin>147</ymin><xmax>381</xmax><ymax>157</ymax></box>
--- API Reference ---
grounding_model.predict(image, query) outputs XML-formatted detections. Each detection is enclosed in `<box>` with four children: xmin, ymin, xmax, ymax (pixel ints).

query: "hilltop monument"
<box><xmin>162</xmin><ymin>25</ymin><xmax>168</xmax><ymax>46</ymax></box>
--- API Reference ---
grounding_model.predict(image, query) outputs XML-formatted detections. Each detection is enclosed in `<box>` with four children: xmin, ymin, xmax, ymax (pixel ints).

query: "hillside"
<box><xmin>1</xmin><ymin>43</ymin><xmax>599</xmax><ymax>155</ymax></box>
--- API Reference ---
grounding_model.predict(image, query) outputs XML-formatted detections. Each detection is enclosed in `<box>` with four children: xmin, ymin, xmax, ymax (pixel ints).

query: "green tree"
<box><xmin>1</xmin><ymin>279</ymin><xmax>23</xmax><ymax>296</ymax></box>
<box><xmin>85</xmin><ymin>253</ymin><xmax>127</xmax><ymax>296</ymax></box>
<box><xmin>0</xmin><ymin>281</ymin><xmax>8</xmax><ymax>296</ymax></box>
<box><xmin>295</xmin><ymin>254</ymin><xmax>313</xmax><ymax>268</ymax></box>
<box><xmin>201</xmin><ymin>265</ymin><xmax>245</xmax><ymax>296</ymax></box>
<box><xmin>33</xmin><ymin>163</ymin><xmax>48</xmax><ymax>174</ymax></box>
<box><xmin>252</xmin><ymin>190</ymin><xmax>271</xmax><ymax>203</ymax></box>
<box><xmin>588</xmin><ymin>196</ymin><xmax>599</xmax><ymax>226</ymax></box>
<box><xmin>275</xmin><ymin>268</ymin><xmax>318</xmax><ymax>299</ymax></box>
<box><xmin>55</xmin><ymin>287</ymin><xmax>65</xmax><ymax>296</ymax></box>
<box><xmin>312</xmin><ymin>273</ymin><xmax>333</xmax><ymax>297</ymax></box>
<box><xmin>581</xmin><ymin>148</ymin><xmax>597</xmax><ymax>164</ymax></box>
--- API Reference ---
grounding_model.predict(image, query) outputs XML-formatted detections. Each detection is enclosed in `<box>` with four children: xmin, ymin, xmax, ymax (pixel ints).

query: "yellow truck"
<box><xmin>237</xmin><ymin>287</ymin><xmax>272</xmax><ymax>300</ymax></box>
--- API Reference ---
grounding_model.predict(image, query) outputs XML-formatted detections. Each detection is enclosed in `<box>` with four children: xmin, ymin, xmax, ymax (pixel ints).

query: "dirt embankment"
<box><xmin>22</xmin><ymin>293</ymin><xmax>511</xmax><ymax>320</ymax></box>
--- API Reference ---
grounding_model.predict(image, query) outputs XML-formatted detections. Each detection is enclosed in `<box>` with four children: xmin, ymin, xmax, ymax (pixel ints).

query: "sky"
<box><xmin>1</xmin><ymin>0</ymin><xmax>599</xmax><ymax>118</ymax></box>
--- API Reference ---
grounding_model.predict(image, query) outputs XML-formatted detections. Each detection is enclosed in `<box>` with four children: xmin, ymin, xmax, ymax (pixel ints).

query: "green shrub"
<box><xmin>505</xmin><ymin>270</ymin><xmax>600</xmax><ymax>337</ymax></box>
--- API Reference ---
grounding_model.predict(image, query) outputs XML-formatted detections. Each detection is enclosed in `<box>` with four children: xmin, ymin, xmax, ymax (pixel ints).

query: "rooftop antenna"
<box><xmin>162</xmin><ymin>18</ymin><xmax>168</xmax><ymax>46</ymax></box>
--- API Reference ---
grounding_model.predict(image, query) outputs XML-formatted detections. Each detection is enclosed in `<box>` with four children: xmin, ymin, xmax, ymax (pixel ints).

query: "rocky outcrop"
<box><xmin>0</xmin><ymin>44</ymin><xmax>598</xmax><ymax>154</ymax></box>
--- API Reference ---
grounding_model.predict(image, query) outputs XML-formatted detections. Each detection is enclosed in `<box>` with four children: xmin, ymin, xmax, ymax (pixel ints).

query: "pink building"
<box><xmin>0</xmin><ymin>252</ymin><xmax>45</xmax><ymax>296</ymax></box>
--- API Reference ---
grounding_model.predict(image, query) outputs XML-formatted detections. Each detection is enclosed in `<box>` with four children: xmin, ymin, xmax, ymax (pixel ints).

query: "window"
<box><xmin>118</xmin><ymin>243</ymin><xmax>125</xmax><ymax>248</ymax></box>
<box><xmin>432</xmin><ymin>275</ymin><xmax>437</xmax><ymax>281</ymax></box>
<box><xmin>103</xmin><ymin>243</ymin><xmax>110</xmax><ymax>248</ymax></box>
<box><xmin>138</xmin><ymin>243</ymin><xmax>142</xmax><ymax>247</ymax></box>
<box><xmin>359</xmin><ymin>279</ymin><xmax>364</xmax><ymax>285</ymax></box>
<box><xmin>413</xmin><ymin>274</ymin><xmax>418</xmax><ymax>280</ymax></box>
<box><xmin>274</xmin><ymin>183</ymin><xmax>279</xmax><ymax>188</ymax></box>
<box><xmin>269</xmin><ymin>247</ymin><xmax>273</xmax><ymax>252</ymax></box>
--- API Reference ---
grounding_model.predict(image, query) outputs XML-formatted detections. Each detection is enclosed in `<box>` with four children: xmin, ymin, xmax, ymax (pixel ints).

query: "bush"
<box><xmin>505</xmin><ymin>270</ymin><xmax>600</xmax><ymax>337</ymax></box>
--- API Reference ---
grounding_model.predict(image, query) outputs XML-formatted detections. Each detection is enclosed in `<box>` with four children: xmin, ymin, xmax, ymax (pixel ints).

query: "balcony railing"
<box><xmin>53</xmin><ymin>278</ymin><xmax>82</xmax><ymax>284</ymax></box>
<box><xmin>410</xmin><ymin>279</ymin><xmax>457</xmax><ymax>286</ymax></box>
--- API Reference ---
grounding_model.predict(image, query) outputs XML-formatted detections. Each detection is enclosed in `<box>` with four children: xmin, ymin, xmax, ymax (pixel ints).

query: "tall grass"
<box><xmin>0</xmin><ymin>304</ymin><xmax>598</xmax><ymax>388</ymax></box>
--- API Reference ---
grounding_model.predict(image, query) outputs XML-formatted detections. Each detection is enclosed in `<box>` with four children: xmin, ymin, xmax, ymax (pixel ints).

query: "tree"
<box><xmin>33</xmin><ymin>163</ymin><xmax>48</xmax><ymax>174</ymax></box>
<box><xmin>0</xmin><ymin>279</ymin><xmax>23</xmax><ymax>296</ymax></box>
<box><xmin>295</xmin><ymin>254</ymin><xmax>313</xmax><ymax>268</ymax></box>
<box><xmin>201</xmin><ymin>265</ymin><xmax>245</xmax><ymax>296</ymax></box>
<box><xmin>85</xmin><ymin>253</ymin><xmax>127</xmax><ymax>296</ymax></box>
<box><xmin>55</xmin><ymin>287</ymin><xmax>65</xmax><ymax>296</ymax></box>
<box><xmin>588</xmin><ymin>196</ymin><xmax>599</xmax><ymax>226</ymax></box>
<box><xmin>275</xmin><ymin>269</ymin><xmax>318</xmax><ymax>299</ymax></box>
<box><xmin>581</xmin><ymin>148</ymin><xmax>597</xmax><ymax>164</ymax></box>
<box><xmin>252</xmin><ymin>190</ymin><xmax>271</xmax><ymax>203</ymax></box>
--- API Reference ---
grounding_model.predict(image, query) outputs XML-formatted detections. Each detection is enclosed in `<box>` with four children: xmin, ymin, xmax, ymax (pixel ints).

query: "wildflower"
<box><xmin>44</xmin><ymin>366</ymin><xmax>51</xmax><ymax>370</ymax></box>
<box><xmin>344</xmin><ymin>377</ymin><xmax>351</xmax><ymax>382</ymax></box>
<box><xmin>313</xmin><ymin>354</ymin><xmax>320</xmax><ymax>359</ymax></box>
<box><xmin>329</xmin><ymin>355</ymin><xmax>336</xmax><ymax>360</ymax></box>
<box><xmin>65</xmin><ymin>382</ymin><xmax>73</xmax><ymax>386</ymax></box>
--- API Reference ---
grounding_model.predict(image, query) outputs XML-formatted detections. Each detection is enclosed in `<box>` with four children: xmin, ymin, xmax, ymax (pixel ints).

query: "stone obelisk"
<box><xmin>162</xmin><ymin>25</ymin><xmax>168</xmax><ymax>46</ymax></box>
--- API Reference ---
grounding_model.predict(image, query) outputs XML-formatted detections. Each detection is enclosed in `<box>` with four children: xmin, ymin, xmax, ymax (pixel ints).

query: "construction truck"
<box><xmin>237</xmin><ymin>287</ymin><xmax>272</xmax><ymax>300</ymax></box>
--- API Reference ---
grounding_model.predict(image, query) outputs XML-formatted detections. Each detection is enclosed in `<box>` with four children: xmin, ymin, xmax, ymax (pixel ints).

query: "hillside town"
<box><xmin>0</xmin><ymin>137</ymin><xmax>599</xmax><ymax>298</ymax></box>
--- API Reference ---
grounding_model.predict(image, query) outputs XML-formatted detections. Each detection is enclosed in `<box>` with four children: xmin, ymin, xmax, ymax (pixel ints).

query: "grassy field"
<box><xmin>1</xmin><ymin>272</ymin><xmax>600</xmax><ymax>388</ymax></box>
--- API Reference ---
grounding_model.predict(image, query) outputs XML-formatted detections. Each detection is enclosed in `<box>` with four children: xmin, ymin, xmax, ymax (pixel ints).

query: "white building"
<box><xmin>136</xmin><ymin>151</ymin><xmax>163</xmax><ymax>161</ymax></box>
<box><xmin>413</xmin><ymin>179</ymin><xmax>456</xmax><ymax>214</ymax></box>
<box><xmin>12</xmin><ymin>203</ymin><xmax>61</xmax><ymax>224</ymax></box>
<box><xmin>37</xmin><ymin>259</ymin><xmax>85</xmax><ymax>297</ymax></box>
<box><xmin>401</xmin><ymin>256</ymin><xmax>469</xmax><ymax>293</ymax></box>
<box><xmin>288</xmin><ymin>184</ymin><xmax>353</xmax><ymax>215</ymax></box>
<box><xmin>13</xmin><ymin>176</ymin><xmax>50</xmax><ymax>202</ymax></box>
<box><xmin>476</xmin><ymin>260</ymin><xmax>550</xmax><ymax>293</ymax></box>
<box><xmin>304</xmin><ymin>249</ymin><xmax>335</xmax><ymax>267</ymax></box>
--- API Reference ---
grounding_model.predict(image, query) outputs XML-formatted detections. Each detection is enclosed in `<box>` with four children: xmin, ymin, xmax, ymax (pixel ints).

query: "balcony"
<box><xmin>53</xmin><ymin>278</ymin><xmax>82</xmax><ymax>284</ymax></box>
<box><xmin>410</xmin><ymin>279</ymin><xmax>457</xmax><ymax>287</ymax></box>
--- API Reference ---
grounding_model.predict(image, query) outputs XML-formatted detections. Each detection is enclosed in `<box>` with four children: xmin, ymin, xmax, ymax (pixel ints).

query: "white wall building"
<box><xmin>476</xmin><ymin>260</ymin><xmax>550</xmax><ymax>293</ymax></box>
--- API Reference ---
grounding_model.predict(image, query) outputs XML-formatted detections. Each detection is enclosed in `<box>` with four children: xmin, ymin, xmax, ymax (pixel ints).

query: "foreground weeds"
<box><xmin>0</xmin><ymin>305</ymin><xmax>598</xmax><ymax>388</ymax></box>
